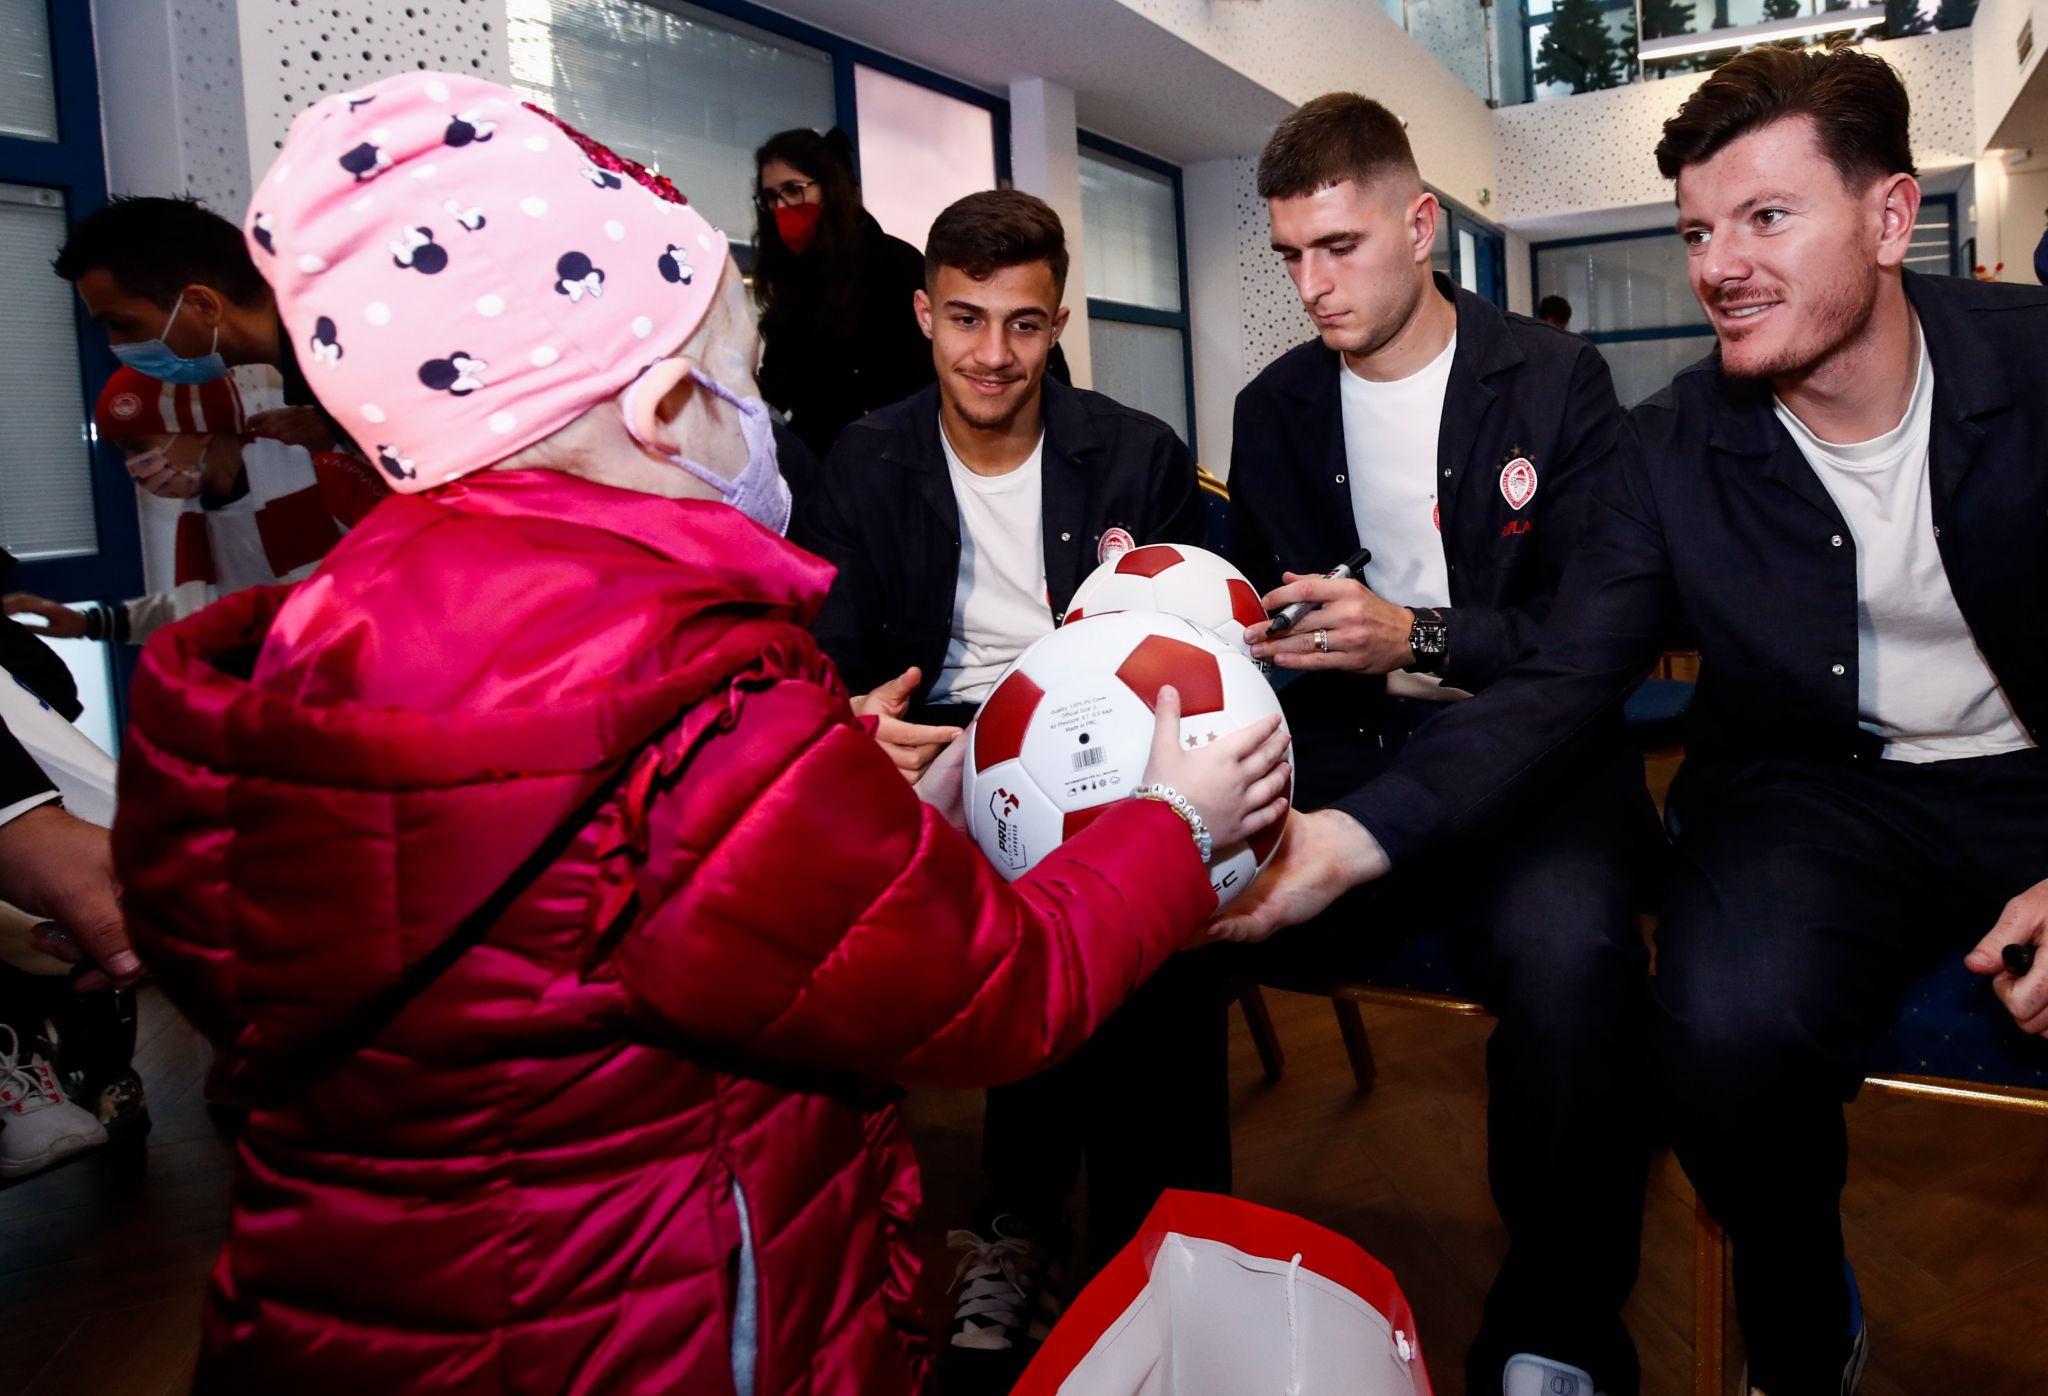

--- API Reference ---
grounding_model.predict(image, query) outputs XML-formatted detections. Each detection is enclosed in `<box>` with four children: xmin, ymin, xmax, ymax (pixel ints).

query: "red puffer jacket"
<box><xmin>115</xmin><ymin>469</ymin><xmax>1212</xmax><ymax>1395</ymax></box>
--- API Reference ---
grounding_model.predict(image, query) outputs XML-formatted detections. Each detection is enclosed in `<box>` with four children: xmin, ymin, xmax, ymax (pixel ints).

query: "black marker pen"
<box><xmin>1265</xmin><ymin>547</ymin><xmax>1373</xmax><ymax>637</ymax></box>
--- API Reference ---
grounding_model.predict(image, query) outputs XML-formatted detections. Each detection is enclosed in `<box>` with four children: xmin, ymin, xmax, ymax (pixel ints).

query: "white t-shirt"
<box><xmin>1340</xmin><ymin>334</ymin><xmax>1467</xmax><ymax>701</ymax></box>
<box><xmin>926</xmin><ymin>422</ymin><xmax>1054</xmax><ymax>709</ymax></box>
<box><xmin>1774</xmin><ymin>329</ymin><xmax>2034</xmax><ymax>763</ymax></box>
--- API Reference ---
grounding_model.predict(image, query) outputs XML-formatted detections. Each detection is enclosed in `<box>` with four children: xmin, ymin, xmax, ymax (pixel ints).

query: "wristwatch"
<box><xmin>1408</xmin><ymin>608</ymin><xmax>1451</xmax><ymax>675</ymax></box>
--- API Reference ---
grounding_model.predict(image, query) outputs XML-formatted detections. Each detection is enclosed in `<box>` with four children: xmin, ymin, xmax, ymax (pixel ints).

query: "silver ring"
<box><xmin>1313</xmin><ymin>628</ymin><xmax>1330</xmax><ymax>654</ymax></box>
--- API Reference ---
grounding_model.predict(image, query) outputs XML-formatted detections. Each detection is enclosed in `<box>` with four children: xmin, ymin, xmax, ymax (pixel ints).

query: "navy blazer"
<box><xmin>796</xmin><ymin>376</ymin><xmax>1203</xmax><ymax>708</ymax></box>
<box><xmin>1340</xmin><ymin>272</ymin><xmax>2048</xmax><ymax>864</ymax></box>
<box><xmin>1228</xmin><ymin>274</ymin><xmax>1631</xmax><ymax>761</ymax></box>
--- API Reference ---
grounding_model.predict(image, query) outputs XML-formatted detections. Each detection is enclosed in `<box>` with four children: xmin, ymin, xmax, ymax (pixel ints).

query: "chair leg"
<box><xmin>1236</xmin><ymin>984</ymin><xmax>1286</xmax><ymax>1083</ymax></box>
<box><xmin>1694</xmin><ymin>1194</ymin><xmax>1727</xmax><ymax>1396</ymax></box>
<box><xmin>1332</xmin><ymin>998</ymin><xmax>1377</xmax><ymax>1095</ymax></box>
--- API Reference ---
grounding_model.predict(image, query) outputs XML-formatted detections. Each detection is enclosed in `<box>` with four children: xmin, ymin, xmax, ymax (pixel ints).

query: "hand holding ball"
<box><xmin>963</xmin><ymin>610</ymin><xmax>1291</xmax><ymax>906</ymax></box>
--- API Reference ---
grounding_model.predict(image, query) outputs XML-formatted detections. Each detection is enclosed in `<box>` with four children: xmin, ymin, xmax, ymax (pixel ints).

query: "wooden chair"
<box><xmin>1689</xmin><ymin>959</ymin><xmax>2048</xmax><ymax>1396</ymax></box>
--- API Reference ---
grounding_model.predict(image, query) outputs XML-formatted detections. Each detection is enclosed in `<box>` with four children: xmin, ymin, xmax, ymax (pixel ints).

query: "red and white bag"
<box><xmin>1016</xmin><ymin>1191</ymin><xmax>1434</xmax><ymax>1396</ymax></box>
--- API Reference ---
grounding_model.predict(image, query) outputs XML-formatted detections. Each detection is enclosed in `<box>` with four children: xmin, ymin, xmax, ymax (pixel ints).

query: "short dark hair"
<box><xmin>1256</xmin><ymin>93</ymin><xmax>1419</xmax><ymax>201</ymax></box>
<box><xmin>1654</xmin><ymin>47</ymin><xmax>1915</xmax><ymax>187</ymax></box>
<box><xmin>924</xmin><ymin>190</ymin><xmax>1069</xmax><ymax>298</ymax></box>
<box><xmin>1538</xmin><ymin>295</ymin><xmax>1572</xmax><ymax>325</ymax></box>
<box><xmin>52</xmin><ymin>195</ymin><xmax>269</xmax><ymax>308</ymax></box>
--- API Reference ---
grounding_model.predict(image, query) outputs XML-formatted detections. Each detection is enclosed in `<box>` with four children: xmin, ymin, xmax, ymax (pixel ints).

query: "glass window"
<box><xmin>1597</xmin><ymin>336</ymin><xmax>1715</xmax><ymax>408</ymax></box>
<box><xmin>850</xmin><ymin>64</ymin><xmax>996</xmax><ymax>250</ymax></box>
<box><xmin>1534</xmin><ymin>234</ymin><xmax>1707</xmax><ymax>335</ymax></box>
<box><xmin>1457</xmin><ymin>227</ymin><xmax>1481</xmax><ymax>295</ymax></box>
<box><xmin>1405</xmin><ymin>0</ymin><xmax>1498</xmax><ymax>104</ymax></box>
<box><xmin>0</xmin><ymin>185</ymin><xmax>96</xmax><ymax>560</ymax></box>
<box><xmin>504</xmin><ymin>0</ymin><xmax>836</xmax><ymax>242</ymax></box>
<box><xmin>1906</xmin><ymin>199</ymin><xmax>1955</xmax><ymax>276</ymax></box>
<box><xmin>1522</xmin><ymin>3</ymin><xmax>1640</xmax><ymax>103</ymax></box>
<box><xmin>1087</xmin><ymin>320</ymin><xmax>1189</xmax><ymax>446</ymax></box>
<box><xmin>1079</xmin><ymin>148</ymin><xmax>1181</xmax><ymax>313</ymax></box>
<box><xmin>0</xmin><ymin>0</ymin><xmax>57</xmax><ymax>142</ymax></box>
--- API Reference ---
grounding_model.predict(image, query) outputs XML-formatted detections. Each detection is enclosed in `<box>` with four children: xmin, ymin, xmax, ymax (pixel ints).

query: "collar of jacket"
<box><xmin>1270</xmin><ymin>272</ymin><xmax>1526</xmax><ymax>406</ymax></box>
<box><xmin>437</xmin><ymin>467</ymin><xmax>837</xmax><ymax>619</ymax></box>
<box><xmin>1269</xmin><ymin>272</ymin><xmax>1526</xmax><ymax>543</ymax></box>
<box><xmin>1702</xmin><ymin>270</ymin><xmax>2015</xmax><ymax>518</ymax></box>
<box><xmin>1703</xmin><ymin>270</ymin><xmax>2015</xmax><ymax>455</ymax></box>
<box><xmin>880</xmin><ymin>374</ymin><xmax>1103</xmax><ymax>540</ymax></box>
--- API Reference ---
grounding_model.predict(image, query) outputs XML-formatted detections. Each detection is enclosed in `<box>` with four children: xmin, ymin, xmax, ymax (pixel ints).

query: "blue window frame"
<box><xmin>3</xmin><ymin>0</ymin><xmax>138</xmax><ymax>739</ymax></box>
<box><xmin>1434</xmin><ymin>192</ymin><xmax>1508</xmax><ymax>307</ymax></box>
<box><xmin>637</xmin><ymin>0</ymin><xmax>1011</xmax><ymax>261</ymax></box>
<box><xmin>1076</xmin><ymin>131</ymin><xmax>1196</xmax><ymax>456</ymax></box>
<box><xmin>4</xmin><ymin>0</ymin><xmax>135</xmax><ymax>603</ymax></box>
<box><xmin>1530</xmin><ymin>225</ymin><xmax>1715</xmax><ymax>406</ymax></box>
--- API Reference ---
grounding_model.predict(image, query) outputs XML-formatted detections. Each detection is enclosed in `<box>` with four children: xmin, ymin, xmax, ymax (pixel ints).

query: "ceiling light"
<box><xmin>1638</xmin><ymin>6</ymin><xmax>1885</xmax><ymax>62</ymax></box>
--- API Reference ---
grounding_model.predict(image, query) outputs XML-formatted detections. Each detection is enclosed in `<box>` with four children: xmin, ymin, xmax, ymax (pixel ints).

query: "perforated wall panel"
<box><xmin>172</xmin><ymin>0</ymin><xmax>256</xmax><ymax>214</ymax></box>
<box><xmin>1232</xmin><ymin>158</ymin><xmax>1312</xmax><ymax>375</ymax></box>
<box><xmin>1496</xmin><ymin>30</ymin><xmax>1977</xmax><ymax>223</ymax></box>
<box><xmin>237</xmin><ymin>0</ymin><xmax>510</xmax><ymax>186</ymax></box>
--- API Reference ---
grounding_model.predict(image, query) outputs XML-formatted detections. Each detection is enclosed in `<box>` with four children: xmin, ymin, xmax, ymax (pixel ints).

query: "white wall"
<box><xmin>1494</xmin><ymin>30</ymin><xmax>1979</xmax><ymax>227</ymax></box>
<box><xmin>2001</xmin><ymin>168</ymin><xmax>2048</xmax><ymax>281</ymax></box>
<box><xmin>1974</xmin><ymin>0</ymin><xmax>2048</xmax><ymax>148</ymax></box>
<box><xmin>233</xmin><ymin>0</ymin><xmax>511</xmax><ymax>194</ymax></box>
<box><xmin>1181</xmin><ymin>156</ymin><xmax>1310</xmax><ymax>479</ymax></box>
<box><xmin>1971</xmin><ymin>158</ymin><xmax>2048</xmax><ymax>279</ymax></box>
<box><xmin>1182</xmin><ymin>158</ymin><xmax>1246</xmax><ymax>478</ymax></box>
<box><xmin>1010</xmin><ymin>78</ymin><xmax>1093</xmax><ymax>388</ymax></box>
<box><xmin>1114</xmin><ymin>0</ymin><xmax>1499</xmax><ymax>215</ymax></box>
<box><xmin>91</xmin><ymin>0</ymin><xmax>256</xmax><ymax>212</ymax></box>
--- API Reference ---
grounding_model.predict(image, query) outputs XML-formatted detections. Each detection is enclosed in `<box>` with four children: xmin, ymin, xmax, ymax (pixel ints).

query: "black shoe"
<box><xmin>937</xmin><ymin>1208</ymin><xmax>1070</xmax><ymax>1394</ymax></box>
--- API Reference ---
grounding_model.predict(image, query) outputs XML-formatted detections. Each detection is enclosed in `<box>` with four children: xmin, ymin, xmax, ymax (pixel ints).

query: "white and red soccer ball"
<box><xmin>1064</xmin><ymin>544</ymin><xmax>1271</xmax><ymax>664</ymax></box>
<box><xmin>963</xmin><ymin>611</ymin><xmax>1289</xmax><ymax>907</ymax></box>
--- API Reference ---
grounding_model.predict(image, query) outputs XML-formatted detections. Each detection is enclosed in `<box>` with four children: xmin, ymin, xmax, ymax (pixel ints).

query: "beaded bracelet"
<box><xmin>1131</xmin><ymin>783</ymin><xmax>1213</xmax><ymax>866</ymax></box>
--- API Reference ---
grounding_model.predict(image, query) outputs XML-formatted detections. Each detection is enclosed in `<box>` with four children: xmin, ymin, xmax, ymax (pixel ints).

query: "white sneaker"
<box><xmin>1504</xmin><ymin>1353</ymin><xmax>1603</xmax><ymax>1396</ymax></box>
<box><xmin>0</xmin><ymin>1023</ymin><xmax>107</xmax><ymax>1181</ymax></box>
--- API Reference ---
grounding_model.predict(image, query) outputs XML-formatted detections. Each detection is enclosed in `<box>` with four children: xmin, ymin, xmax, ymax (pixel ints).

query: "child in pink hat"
<box><xmin>115</xmin><ymin>71</ymin><xmax>1288</xmax><ymax>1395</ymax></box>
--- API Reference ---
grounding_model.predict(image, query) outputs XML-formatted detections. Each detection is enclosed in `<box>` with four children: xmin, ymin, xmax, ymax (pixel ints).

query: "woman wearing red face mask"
<box><xmin>752</xmin><ymin>128</ymin><xmax>935</xmax><ymax>462</ymax></box>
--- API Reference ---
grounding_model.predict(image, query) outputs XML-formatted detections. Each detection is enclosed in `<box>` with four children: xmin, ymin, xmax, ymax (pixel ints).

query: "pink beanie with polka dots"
<box><xmin>246</xmin><ymin>70</ymin><xmax>731</xmax><ymax>494</ymax></box>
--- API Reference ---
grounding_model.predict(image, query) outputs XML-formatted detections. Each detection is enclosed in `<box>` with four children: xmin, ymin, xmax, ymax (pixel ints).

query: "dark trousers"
<box><xmin>979</xmin><ymin>948</ymin><xmax>1235</xmax><ymax>1260</ymax></box>
<box><xmin>1656</xmin><ymin>747</ymin><xmax>2048</xmax><ymax>1396</ymax></box>
<box><xmin>1245</xmin><ymin>697</ymin><xmax>1662</xmax><ymax>1395</ymax></box>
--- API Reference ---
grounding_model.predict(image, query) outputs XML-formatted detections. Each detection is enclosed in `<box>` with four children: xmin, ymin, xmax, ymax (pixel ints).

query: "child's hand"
<box><xmin>1138</xmin><ymin>686</ymin><xmax>1291</xmax><ymax>850</ymax></box>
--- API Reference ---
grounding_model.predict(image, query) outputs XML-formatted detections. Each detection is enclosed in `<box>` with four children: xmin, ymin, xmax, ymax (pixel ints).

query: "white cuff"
<box><xmin>0</xmin><ymin>792</ymin><xmax>60</xmax><ymax>831</ymax></box>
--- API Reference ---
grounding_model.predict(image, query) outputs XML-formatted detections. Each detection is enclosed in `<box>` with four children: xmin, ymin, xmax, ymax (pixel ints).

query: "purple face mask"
<box><xmin>622</xmin><ymin>363</ymin><xmax>790</xmax><ymax>536</ymax></box>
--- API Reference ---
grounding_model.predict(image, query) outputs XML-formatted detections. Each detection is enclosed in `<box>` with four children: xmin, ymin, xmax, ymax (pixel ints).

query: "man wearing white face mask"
<box><xmin>112</xmin><ymin>75</ymin><xmax>1292</xmax><ymax>1396</ymax></box>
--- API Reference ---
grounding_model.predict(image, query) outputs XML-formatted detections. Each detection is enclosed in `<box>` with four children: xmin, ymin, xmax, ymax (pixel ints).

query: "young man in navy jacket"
<box><xmin>1222</xmin><ymin>51</ymin><xmax>2048</xmax><ymax>1396</ymax></box>
<box><xmin>1226</xmin><ymin>94</ymin><xmax>1661</xmax><ymax>1396</ymax></box>
<box><xmin>794</xmin><ymin>190</ymin><xmax>1208</xmax><ymax>1393</ymax></box>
